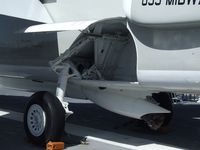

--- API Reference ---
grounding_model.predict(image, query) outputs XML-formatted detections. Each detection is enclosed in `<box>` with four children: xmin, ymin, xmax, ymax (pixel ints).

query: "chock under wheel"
<box><xmin>46</xmin><ymin>141</ymin><xmax>65</xmax><ymax>150</ymax></box>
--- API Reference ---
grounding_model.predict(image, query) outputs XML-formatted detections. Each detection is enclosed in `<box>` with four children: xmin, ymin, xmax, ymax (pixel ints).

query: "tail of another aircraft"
<box><xmin>0</xmin><ymin>0</ymin><xmax>53</xmax><ymax>23</ymax></box>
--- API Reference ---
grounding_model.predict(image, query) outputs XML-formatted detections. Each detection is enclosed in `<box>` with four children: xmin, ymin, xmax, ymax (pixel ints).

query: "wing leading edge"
<box><xmin>24</xmin><ymin>20</ymin><xmax>97</xmax><ymax>33</ymax></box>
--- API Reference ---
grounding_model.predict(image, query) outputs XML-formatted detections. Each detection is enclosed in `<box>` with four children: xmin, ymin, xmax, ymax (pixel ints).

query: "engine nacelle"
<box><xmin>123</xmin><ymin>0</ymin><xmax>200</xmax><ymax>25</ymax></box>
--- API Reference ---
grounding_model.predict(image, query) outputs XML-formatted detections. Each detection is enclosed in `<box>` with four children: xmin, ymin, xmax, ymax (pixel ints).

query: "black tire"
<box><xmin>24</xmin><ymin>91</ymin><xmax>65</xmax><ymax>145</ymax></box>
<box><xmin>152</xmin><ymin>92</ymin><xmax>173</xmax><ymax>126</ymax></box>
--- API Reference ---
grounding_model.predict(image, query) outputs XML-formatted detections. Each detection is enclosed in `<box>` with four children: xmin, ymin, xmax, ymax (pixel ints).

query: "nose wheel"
<box><xmin>27</xmin><ymin>104</ymin><xmax>46</xmax><ymax>137</ymax></box>
<box><xmin>24</xmin><ymin>91</ymin><xmax>65</xmax><ymax>145</ymax></box>
<box><xmin>24</xmin><ymin>63</ymin><xmax>78</xmax><ymax>146</ymax></box>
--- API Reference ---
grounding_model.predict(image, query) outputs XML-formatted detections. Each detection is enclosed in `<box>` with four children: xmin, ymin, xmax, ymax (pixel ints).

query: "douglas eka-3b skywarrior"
<box><xmin>0</xmin><ymin>0</ymin><xmax>199</xmax><ymax>145</ymax></box>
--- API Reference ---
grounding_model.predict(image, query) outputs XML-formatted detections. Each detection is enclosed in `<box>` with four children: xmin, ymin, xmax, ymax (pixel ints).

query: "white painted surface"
<box><xmin>82</xmin><ymin>87</ymin><xmax>170</xmax><ymax>119</ymax></box>
<box><xmin>57</xmin><ymin>31</ymin><xmax>80</xmax><ymax>54</ymax></box>
<box><xmin>0</xmin><ymin>109</ymin><xmax>23</xmax><ymax>122</ymax></box>
<box><xmin>65</xmin><ymin>124</ymin><xmax>181</xmax><ymax>150</ymax></box>
<box><xmin>44</xmin><ymin>0</ymin><xmax>124</xmax><ymax>22</ymax></box>
<box><xmin>69</xmin><ymin>79</ymin><xmax>170</xmax><ymax>119</ymax></box>
<box><xmin>86</xmin><ymin>136</ymin><xmax>181</xmax><ymax>150</ymax></box>
<box><xmin>138</xmin><ymin>70</ymin><xmax>200</xmax><ymax>91</ymax></box>
<box><xmin>124</xmin><ymin>0</ymin><xmax>200</xmax><ymax>24</ymax></box>
<box><xmin>43</xmin><ymin>0</ymin><xmax>125</xmax><ymax>53</ymax></box>
<box><xmin>128</xmin><ymin>23</ymin><xmax>200</xmax><ymax>71</ymax></box>
<box><xmin>127</xmin><ymin>23</ymin><xmax>200</xmax><ymax>91</ymax></box>
<box><xmin>123</xmin><ymin>0</ymin><xmax>133</xmax><ymax>19</ymax></box>
<box><xmin>0</xmin><ymin>0</ymin><xmax>52</xmax><ymax>23</ymax></box>
<box><xmin>25</xmin><ymin>20</ymin><xmax>97</xmax><ymax>33</ymax></box>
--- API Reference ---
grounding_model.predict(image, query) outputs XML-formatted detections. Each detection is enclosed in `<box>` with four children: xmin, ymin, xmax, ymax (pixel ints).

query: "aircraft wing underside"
<box><xmin>24</xmin><ymin>20</ymin><xmax>97</xmax><ymax>33</ymax></box>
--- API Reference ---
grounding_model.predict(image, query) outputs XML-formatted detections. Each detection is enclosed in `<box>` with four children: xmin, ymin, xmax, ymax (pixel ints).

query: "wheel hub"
<box><xmin>27</xmin><ymin>104</ymin><xmax>46</xmax><ymax>137</ymax></box>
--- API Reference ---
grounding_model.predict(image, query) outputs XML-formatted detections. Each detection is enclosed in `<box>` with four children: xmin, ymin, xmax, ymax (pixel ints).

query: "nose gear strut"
<box><xmin>55</xmin><ymin>61</ymin><xmax>81</xmax><ymax>118</ymax></box>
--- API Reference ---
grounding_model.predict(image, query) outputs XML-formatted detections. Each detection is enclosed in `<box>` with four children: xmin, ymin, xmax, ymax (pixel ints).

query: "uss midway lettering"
<box><xmin>142</xmin><ymin>0</ymin><xmax>200</xmax><ymax>6</ymax></box>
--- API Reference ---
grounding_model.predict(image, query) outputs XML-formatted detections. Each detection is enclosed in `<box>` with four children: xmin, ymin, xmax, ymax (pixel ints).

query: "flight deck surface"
<box><xmin>0</xmin><ymin>89</ymin><xmax>199</xmax><ymax>150</ymax></box>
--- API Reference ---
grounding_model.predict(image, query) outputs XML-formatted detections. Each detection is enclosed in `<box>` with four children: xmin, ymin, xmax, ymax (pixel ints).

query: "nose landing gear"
<box><xmin>24</xmin><ymin>62</ymin><xmax>80</xmax><ymax>145</ymax></box>
<box><xmin>24</xmin><ymin>91</ymin><xmax>65</xmax><ymax>145</ymax></box>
